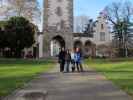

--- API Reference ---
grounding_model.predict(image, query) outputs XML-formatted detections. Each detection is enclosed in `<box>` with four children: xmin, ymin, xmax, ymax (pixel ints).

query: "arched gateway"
<box><xmin>43</xmin><ymin>0</ymin><xmax>73</xmax><ymax>57</ymax></box>
<box><xmin>51</xmin><ymin>35</ymin><xmax>65</xmax><ymax>56</ymax></box>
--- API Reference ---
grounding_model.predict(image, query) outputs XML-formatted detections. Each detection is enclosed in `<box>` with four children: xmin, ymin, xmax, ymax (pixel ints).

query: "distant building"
<box><xmin>73</xmin><ymin>13</ymin><xmax>111</xmax><ymax>57</ymax></box>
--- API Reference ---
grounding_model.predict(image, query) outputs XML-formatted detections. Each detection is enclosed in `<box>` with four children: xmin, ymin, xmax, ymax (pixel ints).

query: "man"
<box><xmin>58</xmin><ymin>47</ymin><xmax>66</xmax><ymax>72</ymax></box>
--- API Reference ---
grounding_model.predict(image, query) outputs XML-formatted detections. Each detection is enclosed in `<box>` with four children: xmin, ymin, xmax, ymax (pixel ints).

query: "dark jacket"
<box><xmin>58</xmin><ymin>51</ymin><xmax>66</xmax><ymax>62</ymax></box>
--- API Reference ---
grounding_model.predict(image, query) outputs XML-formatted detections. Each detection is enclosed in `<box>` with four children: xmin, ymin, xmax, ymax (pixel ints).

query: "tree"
<box><xmin>5</xmin><ymin>16</ymin><xmax>35</xmax><ymax>57</ymax></box>
<box><xmin>0</xmin><ymin>21</ymin><xmax>7</xmax><ymax>49</ymax></box>
<box><xmin>0</xmin><ymin>24</ymin><xmax>4</xmax><ymax>49</ymax></box>
<box><xmin>74</xmin><ymin>16</ymin><xmax>90</xmax><ymax>33</ymax></box>
<box><xmin>0</xmin><ymin>0</ymin><xmax>41</xmax><ymax>23</ymax></box>
<box><xmin>83</xmin><ymin>19</ymin><xmax>94</xmax><ymax>37</ymax></box>
<box><xmin>103</xmin><ymin>1</ymin><xmax>133</xmax><ymax>57</ymax></box>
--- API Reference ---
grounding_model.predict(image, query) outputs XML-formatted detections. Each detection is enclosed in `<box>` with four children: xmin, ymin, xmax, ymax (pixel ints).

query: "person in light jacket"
<box><xmin>71</xmin><ymin>49</ymin><xmax>76</xmax><ymax>72</ymax></box>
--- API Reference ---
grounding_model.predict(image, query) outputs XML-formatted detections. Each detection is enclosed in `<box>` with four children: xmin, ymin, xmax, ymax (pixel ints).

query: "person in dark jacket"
<box><xmin>65</xmin><ymin>49</ymin><xmax>71</xmax><ymax>72</ymax></box>
<box><xmin>58</xmin><ymin>47</ymin><xmax>66</xmax><ymax>72</ymax></box>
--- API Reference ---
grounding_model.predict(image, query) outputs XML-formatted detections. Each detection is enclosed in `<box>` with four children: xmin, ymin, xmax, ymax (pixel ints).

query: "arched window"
<box><xmin>100</xmin><ymin>32</ymin><xmax>106</xmax><ymax>41</ymax></box>
<box><xmin>101</xmin><ymin>24</ymin><xmax>104</xmax><ymax>29</ymax></box>
<box><xmin>56</xmin><ymin>7</ymin><xmax>62</xmax><ymax>16</ymax></box>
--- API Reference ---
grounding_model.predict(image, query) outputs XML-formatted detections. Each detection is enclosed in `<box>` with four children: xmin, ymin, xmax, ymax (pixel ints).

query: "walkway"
<box><xmin>3</xmin><ymin>64</ymin><xmax>132</xmax><ymax>100</ymax></box>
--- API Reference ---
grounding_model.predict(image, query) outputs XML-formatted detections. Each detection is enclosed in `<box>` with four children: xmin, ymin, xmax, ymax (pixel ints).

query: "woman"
<box><xmin>65</xmin><ymin>49</ymin><xmax>71</xmax><ymax>72</ymax></box>
<box><xmin>71</xmin><ymin>49</ymin><xmax>76</xmax><ymax>72</ymax></box>
<box><xmin>75</xmin><ymin>48</ymin><xmax>83</xmax><ymax>72</ymax></box>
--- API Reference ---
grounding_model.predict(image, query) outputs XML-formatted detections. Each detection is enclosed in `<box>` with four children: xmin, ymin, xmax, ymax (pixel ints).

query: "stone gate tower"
<box><xmin>43</xmin><ymin>0</ymin><xmax>73</xmax><ymax>57</ymax></box>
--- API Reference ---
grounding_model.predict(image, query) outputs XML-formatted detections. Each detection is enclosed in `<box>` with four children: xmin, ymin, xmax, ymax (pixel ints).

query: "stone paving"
<box><xmin>3</xmin><ymin>64</ymin><xmax>132</xmax><ymax>100</ymax></box>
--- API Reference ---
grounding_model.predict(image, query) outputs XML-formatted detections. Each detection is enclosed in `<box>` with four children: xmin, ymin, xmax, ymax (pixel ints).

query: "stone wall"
<box><xmin>42</xmin><ymin>0</ymin><xmax>74</xmax><ymax>57</ymax></box>
<box><xmin>43</xmin><ymin>32</ymin><xmax>73</xmax><ymax>57</ymax></box>
<box><xmin>43</xmin><ymin>0</ymin><xmax>73</xmax><ymax>33</ymax></box>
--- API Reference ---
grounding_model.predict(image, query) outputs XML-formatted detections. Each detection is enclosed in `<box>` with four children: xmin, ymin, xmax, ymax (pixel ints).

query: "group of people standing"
<box><xmin>58</xmin><ymin>47</ymin><xmax>83</xmax><ymax>73</ymax></box>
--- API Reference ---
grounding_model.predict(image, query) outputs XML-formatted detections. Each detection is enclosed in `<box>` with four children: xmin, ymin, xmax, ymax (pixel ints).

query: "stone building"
<box><xmin>40</xmin><ymin>0</ymin><xmax>73</xmax><ymax>57</ymax></box>
<box><xmin>73</xmin><ymin>13</ymin><xmax>111</xmax><ymax>57</ymax></box>
<box><xmin>38</xmin><ymin>0</ymin><xmax>112</xmax><ymax>58</ymax></box>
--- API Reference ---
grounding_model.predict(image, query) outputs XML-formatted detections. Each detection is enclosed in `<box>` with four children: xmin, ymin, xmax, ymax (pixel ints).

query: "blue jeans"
<box><xmin>65</xmin><ymin>61</ymin><xmax>70</xmax><ymax>72</ymax></box>
<box><xmin>76</xmin><ymin>61</ymin><xmax>83</xmax><ymax>72</ymax></box>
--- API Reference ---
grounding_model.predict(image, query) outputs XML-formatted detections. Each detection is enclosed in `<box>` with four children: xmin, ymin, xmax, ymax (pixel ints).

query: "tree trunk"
<box><xmin>15</xmin><ymin>48</ymin><xmax>22</xmax><ymax>58</ymax></box>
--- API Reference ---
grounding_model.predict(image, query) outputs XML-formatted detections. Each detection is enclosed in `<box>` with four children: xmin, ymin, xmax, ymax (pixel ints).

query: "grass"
<box><xmin>85</xmin><ymin>58</ymin><xmax>133</xmax><ymax>97</ymax></box>
<box><xmin>0</xmin><ymin>59</ymin><xmax>54</xmax><ymax>97</ymax></box>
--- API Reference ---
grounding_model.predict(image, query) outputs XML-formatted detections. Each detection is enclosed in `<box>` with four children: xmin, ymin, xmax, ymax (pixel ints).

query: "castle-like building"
<box><xmin>38</xmin><ymin>0</ymin><xmax>112</xmax><ymax>58</ymax></box>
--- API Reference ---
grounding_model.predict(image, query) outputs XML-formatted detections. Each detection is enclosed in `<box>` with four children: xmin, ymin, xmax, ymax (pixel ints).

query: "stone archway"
<box><xmin>73</xmin><ymin>40</ymin><xmax>83</xmax><ymax>51</ymax></box>
<box><xmin>84</xmin><ymin>40</ymin><xmax>96</xmax><ymax>57</ymax></box>
<box><xmin>50</xmin><ymin>35</ymin><xmax>65</xmax><ymax>57</ymax></box>
<box><xmin>84</xmin><ymin>40</ymin><xmax>92</xmax><ymax>57</ymax></box>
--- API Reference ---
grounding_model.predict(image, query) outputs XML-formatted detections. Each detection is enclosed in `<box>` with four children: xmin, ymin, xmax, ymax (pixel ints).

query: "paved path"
<box><xmin>3</xmin><ymin>64</ymin><xmax>132</xmax><ymax>100</ymax></box>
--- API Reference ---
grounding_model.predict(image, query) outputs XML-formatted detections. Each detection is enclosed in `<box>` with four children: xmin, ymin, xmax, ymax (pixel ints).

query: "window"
<box><xmin>60</xmin><ymin>20</ymin><xmax>65</xmax><ymax>29</ymax></box>
<box><xmin>56</xmin><ymin>23</ymin><xmax>61</xmax><ymax>31</ymax></box>
<box><xmin>101</xmin><ymin>24</ymin><xmax>104</xmax><ymax>29</ymax></box>
<box><xmin>56</xmin><ymin>7</ymin><xmax>62</xmax><ymax>16</ymax></box>
<box><xmin>58</xmin><ymin>0</ymin><xmax>62</xmax><ymax>2</ymax></box>
<box><xmin>100</xmin><ymin>32</ymin><xmax>106</xmax><ymax>41</ymax></box>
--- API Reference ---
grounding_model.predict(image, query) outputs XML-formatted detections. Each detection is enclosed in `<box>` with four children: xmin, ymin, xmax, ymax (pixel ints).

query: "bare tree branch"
<box><xmin>104</xmin><ymin>1</ymin><xmax>133</xmax><ymax>57</ymax></box>
<box><xmin>0</xmin><ymin>0</ymin><xmax>41</xmax><ymax>24</ymax></box>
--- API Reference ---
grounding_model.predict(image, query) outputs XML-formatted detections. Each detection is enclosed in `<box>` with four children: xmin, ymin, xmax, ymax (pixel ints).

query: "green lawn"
<box><xmin>0</xmin><ymin>59</ymin><xmax>54</xmax><ymax>97</ymax></box>
<box><xmin>85</xmin><ymin>58</ymin><xmax>133</xmax><ymax>97</ymax></box>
